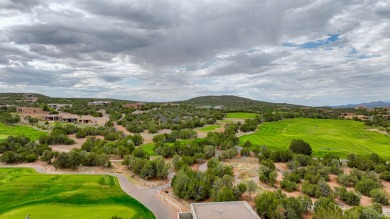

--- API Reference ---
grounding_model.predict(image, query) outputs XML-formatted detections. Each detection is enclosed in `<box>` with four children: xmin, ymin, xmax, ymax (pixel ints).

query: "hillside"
<box><xmin>181</xmin><ymin>95</ymin><xmax>299</xmax><ymax>110</ymax></box>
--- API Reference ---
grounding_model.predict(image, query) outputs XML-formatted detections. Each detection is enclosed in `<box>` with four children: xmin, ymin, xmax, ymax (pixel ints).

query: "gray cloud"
<box><xmin>0</xmin><ymin>0</ymin><xmax>389</xmax><ymax>105</ymax></box>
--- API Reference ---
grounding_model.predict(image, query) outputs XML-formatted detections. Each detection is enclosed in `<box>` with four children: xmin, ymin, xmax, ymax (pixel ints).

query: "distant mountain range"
<box><xmin>330</xmin><ymin>101</ymin><xmax>390</xmax><ymax>108</ymax></box>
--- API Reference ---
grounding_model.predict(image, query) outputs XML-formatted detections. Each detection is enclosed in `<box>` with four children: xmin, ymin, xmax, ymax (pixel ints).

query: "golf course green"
<box><xmin>0</xmin><ymin>123</ymin><xmax>46</xmax><ymax>141</ymax></box>
<box><xmin>226</xmin><ymin>112</ymin><xmax>258</xmax><ymax>119</ymax></box>
<box><xmin>0</xmin><ymin>168</ymin><xmax>155</xmax><ymax>219</ymax></box>
<box><xmin>240</xmin><ymin>118</ymin><xmax>390</xmax><ymax>159</ymax></box>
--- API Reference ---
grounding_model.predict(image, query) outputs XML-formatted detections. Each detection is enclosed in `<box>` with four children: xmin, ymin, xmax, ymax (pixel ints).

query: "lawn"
<box><xmin>0</xmin><ymin>168</ymin><xmax>155</xmax><ymax>219</ymax></box>
<box><xmin>198</xmin><ymin>125</ymin><xmax>220</xmax><ymax>132</ymax></box>
<box><xmin>140</xmin><ymin>143</ymin><xmax>157</xmax><ymax>156</ymax></box>
<box><xmin>226</xmin><ymin>112</ymin><xmax>258</xmax><ymax>119</ymax></box>
<box><xmin>240</xmin><ymin>118</ymin><xmax>390</xmax><ymax>159</ymax></box>
<box><xmin>0</xmin><ymin>123</ymin><xmax>46</xmax><ymax>141</ymax></box>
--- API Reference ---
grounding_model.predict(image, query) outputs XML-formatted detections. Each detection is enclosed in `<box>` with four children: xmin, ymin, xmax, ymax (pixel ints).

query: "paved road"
<box><xmin>0</xmin><ymin>164</ymin><xmax>178</xmax><ymax>219</ymax></box>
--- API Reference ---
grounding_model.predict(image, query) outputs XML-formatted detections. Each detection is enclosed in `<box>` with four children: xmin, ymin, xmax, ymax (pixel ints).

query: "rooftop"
<box><xmin>191</xmin><ymin>201</ymin><xmax>259</xmax><ymax>219</ymax></box>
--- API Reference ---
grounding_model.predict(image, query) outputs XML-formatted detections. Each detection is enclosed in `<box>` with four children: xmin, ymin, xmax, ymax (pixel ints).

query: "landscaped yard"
<box><xmin>226</xmin><ymin>112</ymin><xmax>258</xmax><ymax>119</ymax></box>
<box><xmin>240</xmin><ymin>118</ymin><xmax>390</xmax><ymax>159</ymax></box>
<box><xmin>0</xmin><ymin>168</ymin><xmax>154</xmax><ymax>219</ymax></box>
<box><xmin>0</xmin><ymin>123</ymin><xmax>46</xmax><ymax>141</ymax></box>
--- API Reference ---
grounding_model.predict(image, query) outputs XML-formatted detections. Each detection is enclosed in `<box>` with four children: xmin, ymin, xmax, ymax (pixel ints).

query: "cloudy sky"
<box><xmin>0</xmin><ymin>0</ymin><xmax>389</xmax><ymax>106</ymax></box>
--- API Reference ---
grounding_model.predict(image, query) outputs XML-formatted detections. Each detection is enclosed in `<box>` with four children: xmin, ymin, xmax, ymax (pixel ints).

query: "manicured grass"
<box><xmin>240</xmin><ymin>118</ymin><xmax>390</xmax><ymax>159</ymax></box>
<box><xmin>1</xmin><ymin>204</ymin><xmax>138</xmax><ymax>219</ymax></box>
<box><xmin>0</xmin><ymin>123</ymin><xmax>46</xmax><ymax>141</ymax></box>
<box><xmin>140</xmin><ymin>143</ymin><xmax>157</xmax><ymax>156</ymax></box>
<box><xmin>0</xmin><ymin>168</ymin><xmax>155</xmax><ymax>219</ymax></box>
<box><xmin>226</xmin><ymin>112</ymin><xmax>258</xmax><ymax>119</ymax></box>
<box><xmin>198</xmin><ymin>125</ymin><xmax>220</xmax><ymax>132</ymax></box>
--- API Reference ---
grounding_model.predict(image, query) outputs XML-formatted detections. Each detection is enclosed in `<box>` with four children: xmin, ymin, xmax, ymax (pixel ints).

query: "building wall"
<box><xmin>17</xmin><ymin>107</ymin><xmax>45</xmax><ymax>114</ymax></box>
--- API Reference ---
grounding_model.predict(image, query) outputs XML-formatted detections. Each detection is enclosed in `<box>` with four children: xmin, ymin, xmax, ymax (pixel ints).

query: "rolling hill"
<box><xmin>181</xmin><ymin>95</ymin><xmax>300</xmax><ymax>110</ymax></box>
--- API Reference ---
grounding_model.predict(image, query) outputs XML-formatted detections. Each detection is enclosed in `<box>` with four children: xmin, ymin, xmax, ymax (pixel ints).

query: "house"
<box><xmin>355</xmin><ymin>105</ymin><xmax>367</xmax><ymax>110</ymax></box>
<box><xmin>214</xmin><ymin>105</ymin><xmax>224</xmax><ymax>110</ymax></box>
<box><xmin>382</xmin><ymin>114</ymin><xmax>390</xmax><ymax>119</ymax></box>
<box><xmin>341</xmin><ymin>113</ymin><xmax>370</xmax><ymax>120</ymax></box>
<box><xmin>43</xmin><ymin>114</ymin><xmax>79</xmax><ymax>123</ymax></box>
<box><xmin>88</xmin><ymin>101</ymin><xmax>110</xmax><ymax>106</ymax></box>
<box><xmin>340</xmin><ymin>112</ymin><xmax>356</xmax><ymax>118</ymax></box>
<box><xmin>123</xmin><ymin>103</ymin><xmax>145</xmax><ymax>109</ymax></box>
<box><xmin>178</xmin><ymin>201</ymin><xmax>259</xmax><ymax>219</ymax></box>
<box><xmin>17</xmin><ymin>107</ymin><xmax>45</xmax><ymax>114</ymax></box>
<box><xmin>23</xmin><ymin>94</ymin><xmax>38</xmax><ymax>103</ymax></box>
<box><xmin>195</xmin><ymin>105</ymin><xmax>213</xmax><ymax>109</ymax></box>
<box><xmin>357</xmin><ymin>115</ymin><xmax>369</xmax><ymax>120</ymax></box>
<box><xmin>78</xmin><ymin>116</ymin><xmax>95</xmax><ymax>124</ymax></box>
<box><xmin>48</xmin><ymin>103</ymin><xmax>73</xmax><ymax>111</ymax></box>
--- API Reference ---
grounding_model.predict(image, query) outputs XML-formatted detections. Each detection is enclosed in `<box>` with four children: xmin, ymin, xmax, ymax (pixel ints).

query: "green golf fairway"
<box><xmin>0</xmin><ymin>204</ymin><xmax>137</xmax><ymax>219</ymax></box>
<box><xmin>0</xmin><ymin>168</ymin><xmax>154</xmax><ymax>219</ymax></box>
<box><xmin>240</xmin><ymin>118</ymin><xmax>390</xmax><ymax>159</ymax></box>
<box><xmin>0</xmin><ymin>123</ymin><xmax>46</xmax><ymax>141</ymax></box>
<box><xmin>226</xmin><ymin>113</ymin><xmax>258</xmax><ymax>119</ymax></box>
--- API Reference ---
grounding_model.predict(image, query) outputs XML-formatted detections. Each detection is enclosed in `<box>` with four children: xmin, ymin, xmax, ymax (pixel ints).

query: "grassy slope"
<box><xmin>0</xmin><ymin>123</ymin><xmax>46</xmax><ymax>141</ymax></box>
<box><xmin>240</xmin><ymin>118</ymin><xmax>390</xmax><ymax>159</ymax></box>
<box><xmin>0</xmin><ymin>168</ymin><xmax>155</xmax><ymax>219</ymax></box>
<box><xmin>197</xmin><ymin>125</ymin><xmax>220</xmax><ymax>132</ymax></box>
<box><xmin>226</xmin><ymin>112</ymin><xmax>258</xmax><ymax>119</ymax></box>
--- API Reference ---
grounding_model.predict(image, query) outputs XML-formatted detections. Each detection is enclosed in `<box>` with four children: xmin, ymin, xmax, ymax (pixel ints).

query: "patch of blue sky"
<box><xmin>171</xmin><ymin>58</ymin><xmax>220</xmax><ymax>72</ymax></box>
<box><xmin>283</xmin><ymin>34</ymin><xmax>340</xmax><ymax>49</ymax></box>
<box><xmin>123</xmin><ymin>78</ymin><xmax>142</xmax><ymax>86</ymax></box>
<box><xmin>347</xmin><ymin>48</ymin><xmax>381</xmax><ymax>59</ymax></box>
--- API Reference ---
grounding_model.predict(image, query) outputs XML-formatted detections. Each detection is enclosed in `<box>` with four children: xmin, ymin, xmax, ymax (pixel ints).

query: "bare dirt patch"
<box><xmin>223</xmin><ymin>157</ymin><xmax>259</xmax><ymax>183</ymax></box>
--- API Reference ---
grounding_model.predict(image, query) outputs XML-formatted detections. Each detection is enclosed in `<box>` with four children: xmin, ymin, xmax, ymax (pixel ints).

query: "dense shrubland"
<box><xmin>0</xmin><ymin>136</ymin><xmax>51</xmax><ymax>163</ymax></box>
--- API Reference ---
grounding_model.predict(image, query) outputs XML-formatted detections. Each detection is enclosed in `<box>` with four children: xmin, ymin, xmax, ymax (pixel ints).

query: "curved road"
<box><xmin>0</xmin><ymin>164</ymin><xmax>178</xmax><ymax>219</ymax></box>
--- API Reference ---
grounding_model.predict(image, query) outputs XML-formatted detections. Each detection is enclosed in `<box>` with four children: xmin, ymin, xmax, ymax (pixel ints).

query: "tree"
<box><xmin>289</xmin><ymin>139</ymin><xmax>312</xmax><ymax>155</ymax></box>
<box><xmin>355</xmin><ymin>179</ymin><xmax>381</xmax><ymax>196</ymax></box>
<box><xmin>246</xmin><ymin>180</ymin><xmax>258</xmax><ymax>200</ymax></box>
<box><xmin>203</xmin><ymin>145</ymin><xmax>215</xmax><ymax>158</ymax></box>
<box><xmin>240</xmin><ymin>148</ymin><xmax>251</xmax><ymax>157</ymax></box>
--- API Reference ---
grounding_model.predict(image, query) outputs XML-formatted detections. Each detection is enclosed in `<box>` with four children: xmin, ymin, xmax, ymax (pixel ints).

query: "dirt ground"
<box><xmin>50</xmin><ymin>134</ymin><xmax>104</xmax><ymax>152</ymax></box>
<box><xmin>223</xmin><ymin>157</ymin><xmax>260</xmax><ymax>183</ymax></box>
<box><xmin>114</xmin><ymin>124</ymin><xmax>171</xmax><ymax>143</ymax></box>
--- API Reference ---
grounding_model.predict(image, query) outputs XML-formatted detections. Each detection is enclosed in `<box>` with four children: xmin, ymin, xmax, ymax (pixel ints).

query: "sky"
<box><xmin>0</xmin><ymin>0</ymin><xmax>389</xmax><ymax>106</ymax></box>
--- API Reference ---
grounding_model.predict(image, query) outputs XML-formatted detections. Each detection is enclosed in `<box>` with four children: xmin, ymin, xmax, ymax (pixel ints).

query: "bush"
<box><xmin>313</xmin><ymin>197</ymin><xmax>342</xmax><ymax>219</ymax></box>
<box><xmin>369</xmin><ymin>189</ymin><xmax>389</xmax><ymax>205</ymax></box>
<box><xmin>280</xmin><ymin>179</ymin><xmax>298</xmax><ymax>192</ymax></box>
<box><xmin>335</xmin><ymin>186</ymin><xmax>360</xmax><ymax>206</ymax></box>
<box><xmin>289</xmin><ymin>139</ymin><xmax>312</xmax><ymax>155</ymax></box>
<box><xmin>380</xmin><ymin>171</ymin><xmax>390</xmax><ymax>181</ymax></box>
<box><xmin>254</xmin><ymin>190</ymin><xmax>310</xmax><ymax>219</ymax></box>
<box><xmin>240</xmin><ymin>148</ymin><xmax>251</xmax><ymax>157</ymax></box>
<box><xmin>355</xmin><ymin>179</ymin><xmax>381</xmax><ymax>196</ymax></box>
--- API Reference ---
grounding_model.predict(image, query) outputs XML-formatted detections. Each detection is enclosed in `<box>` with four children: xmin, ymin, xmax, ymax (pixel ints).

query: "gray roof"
<box><xmin>191</xmin><ymin>201</ymin><xmax>259</xmax><ymax>219</ymax></box>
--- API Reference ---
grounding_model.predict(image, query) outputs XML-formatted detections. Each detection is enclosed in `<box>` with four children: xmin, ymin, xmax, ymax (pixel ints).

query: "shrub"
<box><xmin>355</xmin><ymin>179</ymin><xmax>381</xmax><ymax>196</ymax></box>
<box><xmin>335</xmin><ymin>186</ymin><xmax>360</xmax><ymax>206</ymax></box>
<box><xmin>313</xmin><ymin>197</ymin><xmax>342</xmax><ymax>219</ymax></box>
<box><xmin>289</xmin><ymin>139</ymin><xmax>312</xmax><ymax>155</ymax></box>
<box><xmin>280</xmin><ymin>179</ymin><xmax>298</xmax><ymax>192</ymax></box>
<box><xmin>369</xmin><ymin>189</ymin><xmax>389</xmax><ymax>205</ymax></box>
<box><xmin>380</xmin><ymin>171</ymin><xmax>390</xmax><ymax>181</ymax></box>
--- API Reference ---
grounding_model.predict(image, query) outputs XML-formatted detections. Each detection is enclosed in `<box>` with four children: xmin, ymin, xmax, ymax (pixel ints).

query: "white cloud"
<box><xmin>0</xmin><ymin>0</ymin><xmax>389</xmax><ymax>105</ymax></box>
